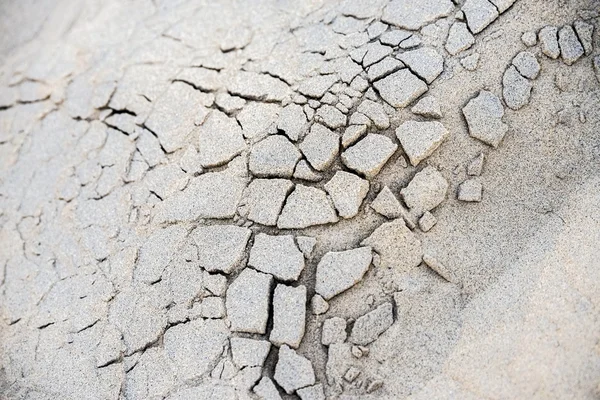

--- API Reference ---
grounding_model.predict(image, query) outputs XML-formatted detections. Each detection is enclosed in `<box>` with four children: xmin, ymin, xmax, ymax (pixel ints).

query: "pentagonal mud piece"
<box><xmin>249</xmin><ymin>135</ymin><xmax>302</xmax><ymax>178</ymax></box>
<box><xmin>462</xmin><ymin>90</ymin><xmax>508</xmax><ymax>147</ymax></box>
<box><xmin>341</xmin><ymin>133</ymin><xmax>398</xmax><ymax>179</ymax></box>
<box><xmin>374</xmin><ymin>69</ymin><xmax>428</xmax><ymax>109</ymax></box>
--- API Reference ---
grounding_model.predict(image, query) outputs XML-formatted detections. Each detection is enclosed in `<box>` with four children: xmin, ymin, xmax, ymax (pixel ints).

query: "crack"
<box><xmin>107</xmin><ymin>108</ymin><xmax>137</xmax><ymax>117</ymax></box>
<box><xmin>171</xmin><ymin>78</ymin><xmax>213</xmax><ymax>93</ymax></box>
<box><xmin>140</xmin><ymin>123</ymin><xmax>169</xmax><ymax>154</ymax></box>
<box><xmin>97</xmin><ymin>356</ymin><xmax>123</xmax><ymax>369</ymax></box>
<box><xmin>76</xmin><ymin>319</ymin><xmax>100</xmax><ymax>333</ymax></box>
<box><xmin>103</xmin><ymin>121</ymin><xmax>131</xmax><ymax>137</ymax></box>
<box><xmin>37</xmin><ymin>322</ymin><xmax>55</xmax><ymax>330</ymax></box>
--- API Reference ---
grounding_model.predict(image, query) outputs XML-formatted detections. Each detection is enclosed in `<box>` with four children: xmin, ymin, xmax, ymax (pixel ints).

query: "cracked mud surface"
<box><xmin>1</xmin><ymin>0</ymin><xmax>600</xmax><ymax>399</ymax></box>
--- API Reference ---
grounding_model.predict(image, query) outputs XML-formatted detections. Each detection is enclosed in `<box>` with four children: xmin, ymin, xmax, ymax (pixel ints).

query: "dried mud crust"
<box><xmin>0</xmin><ymin>0</ymin><xmax>599</xmax><ymax>399</ymax></box>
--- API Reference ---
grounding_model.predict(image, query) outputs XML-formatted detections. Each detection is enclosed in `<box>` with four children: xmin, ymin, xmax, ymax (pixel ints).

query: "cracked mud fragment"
<box><xmin>3</xmin><ymin>1</ymin><xmax>599</xmax><ymax>399</ymax></box>
<box><xmin>164</xmin><ymin>319</ymin><xmax>229</xmax><ymax>381</ymax></box>
<box><xmin>463</xmin><ymin>90</ymin><xmax>509</xmax><ymax>147</ymax></box>
<box><xmin>250</xmin><ymin>135</ymin><xmax>302</xmax><ymax>178</ymax></box>
<box><xmin>109</xmin><ymin>285</ymin><xmax>168</xmax><ymax>355</ymax></box>
<box><xmin>371</xmin><ymin>186</ymin><xmax>404</xmax><ymax>219</ymax></box>
<box><xmin>362</xmin><ymin>219</ymin><xmax>422</xmax><ymax>271</ymax></box>
<box><xmin>458</xmin><ymin>179</ymin><xmax>483</xmax><ymax>202</ymax></box>
<box><xmin>374</xmin><ymin>69</ymin><xmax>428</xmax><ymax>109</ymax></box>
<box><xmin>237</xmin><ymin>102</ymin><xmax>280</xmax><ymax>140</ymax></box>
<box><xmin>512</xmin><ymin>51</ymin><xmax>541</xmax><ymax>80</ymax></box>
<box><xmin>249</xmin><ymin>233</ymin><xmax>305</xmax><ymax>281</ymax></box>
<box><xmin>462</xmin><ymin>0</ymin><xmax>499</xmax><ymax>34</ymax></box>
<box><xmin>445</xmin><ymin>22</ymin><xmax>475</xmax><ymax>55</ymax></box>
<box><xmin>226</xmin><ymin>268</ymin><xmax>273</xmax><ymax>334</ymax></box>
<box><xmin>315</xmin><ymin>247</ymin><xmax>372</xmax><ymax>300</ymax></box>
<box><xmin>324</xmin><ymin>171</ymin><xmax>370</xmax><ymax>219</ymax></box>
<box><xmin>274</xmin><ymin>345</ymin><xmax>316</xmax><ymax>394</ymax></box>
<box><xmin>401</xmin><ymin>166</ymin><xmax>449</xmax><ymax>216</ymax></box>
<box><xmin>277</xmin><ymin>185</ymin><xmax>338</xmax><ymax>229</ymax></box>
<box><xmin>398</xmin><ymin>47</ymin><xmax>444</xmax><ymax>84</ymax></box>
<box><xmin>299</xmin><ymin>124</ymin><xmax>340</xmax><ymax>171</ymax></box>
<box><xmin>192</xmin><ymin>225</ymin><xmax>251</xmax><ymax>274</ymax></box>
<box><xmin>503</xmin><ymin>65</ymin><xmax>533</xmax><ymax>110</ymax></box>
<box><xmin>134</xmin><ymin>225</ymin><xmax>188</xmax><ymax>284</ymax></box>
<box><xmin>357</xmin><ymin>99</ymin><xmax>390</xmax><ymax>129</ymax></box>
<box><xmin>197</xmin><ymin>110</ymin><xmax>246</xmax><ymax>167</ymax></box>
<box><xmin>231</xmin><ymin>337</ymin><xmax>271</xmax><ymax>368</ymax></box>
<box><xmin>539</xmin><ymin>26</ymin><xmax>560</xmax><ymax>59</ymax></box>
<box><xmin>243</xmin><ymin>179</ymin><xmax>293</xmax><ymax>226</ymax></box>
<box><xmin>574</xmin><ymin>20</ymin><xmax>594</xmax><ymax>56</ymax></box>
<box><xmin>411</xmin><ymin>95</ymin><xmax>443</xmax><ymax>119</ymax></box>
<box><xmin>349</xmin><ymin>302</ymin><xmax>394</xmax><ymax>345</ymax></box>
<box><xmin>277</xmin><ymin>104</ymin><xmax>308</xmax><ymax>142</ymax></box>
<box><xmin>382</xmin><ymin>0</ymin><xmax>454</xmax><ymax>30</ymax></box>
<box><xmin>342</xmin><ymin>133</ymin><xmax>398</xmax><ymax>179</ymax></box>
<box><xmin>396</xmin><ymin>121</ymin><xmax>449</xmax><ymax>166</ymax></box>
<box><xmin>154</xmin><ymin>160</ymin><xmax>247</xmax><ymax>222</ymax></box>
<box><xmin>297</xmin><ymin>384</ymin><xmax>326</xmax><ymax>400</ymax></box>
<box><xmin>270</xmin><ymin>284</ymin><xmax>307</xmax><ymax>348</ymax></box>
<box><xmin>298</xmin><ymin>75</ymin><xmax>340</xmax><ymax>99</ymax></box>
<box><xmin>558</xmin><ymin>25</ymin><xmax>584</xmax><ymax>65</ymax></box>
<box><xmin>144</xmin><ymin>81</ymin><xmax>210</xmax><ymax>153</ymax></box>
<box><xmin>254</xmin><ymin>377</ymin><xmax>282</xmax><ymax>400</ymax></box>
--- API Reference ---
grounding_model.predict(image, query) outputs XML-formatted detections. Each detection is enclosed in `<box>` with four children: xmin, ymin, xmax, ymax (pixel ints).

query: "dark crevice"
<box><xmin>172</xmin><ymin>78</ymin><xmax>214</xmax><ymax>93</ymax></box>
<box><xmin>37</xmin><ymin>322</ymin><xmax>55</xmax><ymax>330</ymax></box>
<box><xmin>103</xmin><ymin>121</ymin><xmax>131</xmax><ymax>136</ymax></box>
<box><xmin>97</xmin><ymin>356</ymin><xmax>123</xmax><ymax>369</ymax></box>
<box><xmin>107</xmin><ymin>108</ymin><xmax>137</xmax><ymax>117</ymax></box>
<box><xmin>149</xmin><ymin>190</ymin><xmax>164</xmax><ymax>201</ymax></box>
<box><xmin>76</xmin><ymin>319</ymin><xmax>100</xmax><ymax>333</ymax></box>
<box><xmin>140</xmin><ymin>123</ymin><xmax>169</xmax><ymax>154</ymax></box>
